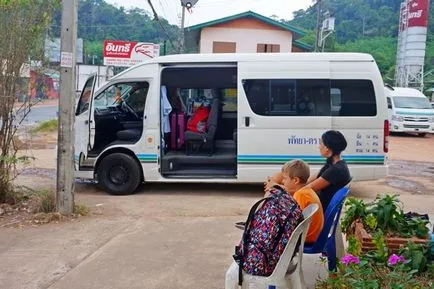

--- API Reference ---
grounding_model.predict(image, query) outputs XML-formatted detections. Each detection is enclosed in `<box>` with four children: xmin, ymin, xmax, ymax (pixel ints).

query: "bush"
<box><xmin>34</xmin><ymin>190</ymin><xmax>56</xmax><ymax>213</ymax></box>
<box><xmin>341</xmin><ymin>194</ymin><xmax>430</xmax><ymax>239</ymax></box>
<box><xmin>31</xmin><ymin>119</ymin><xmax>58</xmax><ymax>134</ymax></box>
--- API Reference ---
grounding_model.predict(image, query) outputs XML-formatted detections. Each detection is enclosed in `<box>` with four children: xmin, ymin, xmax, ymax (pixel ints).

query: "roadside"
<box><xmin>0</xmin><ymin>133</ymin><xmax>433</xmax><ymax>289</ymax></box>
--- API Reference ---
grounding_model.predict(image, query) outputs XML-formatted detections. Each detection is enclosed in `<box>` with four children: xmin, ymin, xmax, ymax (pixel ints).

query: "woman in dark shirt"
<box><xmin>306</xmin><ymin>130</ymin><xmax>351</xmax><ymax>210</ymax></box>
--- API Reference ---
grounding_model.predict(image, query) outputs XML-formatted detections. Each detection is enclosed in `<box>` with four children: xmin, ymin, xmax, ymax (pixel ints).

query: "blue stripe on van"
<box><xmin>136</xmin><ymin>154</ymin><xmax>158</xmax><ymax>163</ymax></box>
<box><xmin>237</xmin><ymin>155</ymin><xmax>385</xmax><ymax>165</ymax></box>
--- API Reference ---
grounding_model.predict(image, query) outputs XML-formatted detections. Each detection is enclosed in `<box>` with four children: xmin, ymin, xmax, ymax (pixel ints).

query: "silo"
<box><xmin>404</xmin><ymin>0</ymin><xmax>429</xmax><ymax>90</ymax></box>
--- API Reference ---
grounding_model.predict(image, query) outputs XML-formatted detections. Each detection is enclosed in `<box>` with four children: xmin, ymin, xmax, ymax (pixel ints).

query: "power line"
<box><xmin>146</xmin><ymin>0</ymin><xmax>179</xmax><ymax>51</ymax></box>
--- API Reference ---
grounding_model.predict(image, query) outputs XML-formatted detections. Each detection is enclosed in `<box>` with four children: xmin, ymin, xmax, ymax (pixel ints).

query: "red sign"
<box><xmin>103</xmin><ymin>40</ymin><xmax>160</xmax><ymax>67</ymax></box>
<box><xmin>407</xmin><ymin>0</ymin><xmax>429</xmax><ymax>28</ymax></box>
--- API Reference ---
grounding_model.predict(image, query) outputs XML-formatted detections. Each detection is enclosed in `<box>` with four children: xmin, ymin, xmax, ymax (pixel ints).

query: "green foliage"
<box><xmin>342</xmin><ymin>194</ymin><xmax>430</xmax><ymax>239</ymax></box>
<box><xmin>32</xmin><ymin>119</ymin><xmax>58</xmax><ymax>134</ymax></box>
<box><xmin>370</xmin><ymin>194</ymin><xmax>402</xmax><ymax>233</ymax></box>
<box><xmin>49</xmin><ymin>0</ymin><xmax>181</xmax><ymax>63</ymax></box>
<box><xmin>341</xmin><ymin>197</ymin><xmax>368</xmax><ymax>234</ymax></box>
<box><xmin>366</xmin><ymin>232</ymin><xmax>389</xmax><ymax>264</ymax></box>
<box><xmin>399</xmin><ymin>242</ymin><xmax>431</xmax><ymax>272</ymax></box>
<box><xmin>288</xmin><ymin>0</ymin><xmax>434</xmax><ymax>87</ymax></box>
<box><xmin>316</xmin><ymin>239</ymin><xmax>433</xmax><ymax>289</ymax></box>
<box><xmin>347</xmin><ymin>235</ymin><xmax>362</xmax><ymax>256</ymax></box>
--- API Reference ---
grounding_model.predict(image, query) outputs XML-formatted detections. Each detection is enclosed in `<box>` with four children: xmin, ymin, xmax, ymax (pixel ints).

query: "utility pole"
<box><xmin>179</xmin><ymin>0</ymin><xmax>198</xmax><ymax>53</ymax></box>
<box><xmin>315</xmin><ymin>0</ymin><xmax>322</xmax><ymax>52</ymax></box>
<box><xmin>57</xmin><ymin>0</ymin><xmax>78</xmax><ymax>214</ymax></box>
<box><xmin>180</xmin><ymin>5</ymin><xmax>186</xmax><ymax>53</ymax></box>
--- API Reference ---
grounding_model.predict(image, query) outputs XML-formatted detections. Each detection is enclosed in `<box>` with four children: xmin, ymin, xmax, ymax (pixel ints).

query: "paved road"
<box><xmin>15</xmin><ymin>105</ymin><xmax>58</xmax><ymax>125</ymax></box>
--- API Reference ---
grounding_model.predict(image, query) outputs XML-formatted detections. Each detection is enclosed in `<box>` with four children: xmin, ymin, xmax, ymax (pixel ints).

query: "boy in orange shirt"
<box><xmin>265</xmin><ymin>160</ymin><xmax>324</xmax><ymax>243</ymax></box>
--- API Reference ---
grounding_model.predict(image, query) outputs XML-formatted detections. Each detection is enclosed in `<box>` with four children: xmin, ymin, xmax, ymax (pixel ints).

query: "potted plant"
<box><xmin>341</xmin><ymin>194</ymin><xmax>430</xmax><ymax>252</ymax></box>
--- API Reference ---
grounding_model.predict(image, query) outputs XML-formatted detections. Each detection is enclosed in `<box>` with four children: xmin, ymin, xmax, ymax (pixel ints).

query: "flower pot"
<box><xmin>354</xmin><ymin>222</ymin><xmax>430</xmax><ymax>252</ymax></box>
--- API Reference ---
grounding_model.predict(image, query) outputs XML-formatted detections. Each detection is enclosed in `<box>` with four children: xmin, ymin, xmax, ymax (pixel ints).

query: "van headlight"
<box><xmin>391</xmin><ymin>115</ymin><xmax>404</xmax><ymax>122</ymax></box>
<box><xmin>429</xmin><ymin>116</ymin><xmax>434</xmax><ymax>123</ymax></box>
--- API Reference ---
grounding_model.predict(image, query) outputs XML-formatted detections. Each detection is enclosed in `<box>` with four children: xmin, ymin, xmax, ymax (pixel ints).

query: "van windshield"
<box><xmin>393</xmin><ymin>96</ymin><xmax>432</xmax><ymax>109</ymax></box>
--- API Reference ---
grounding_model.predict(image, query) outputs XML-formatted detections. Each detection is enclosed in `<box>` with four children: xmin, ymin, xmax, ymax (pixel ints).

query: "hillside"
<box><xmin>286</xmin><ymin>0</ymin><xmax>434</xmax><ymax>86</ymax></box>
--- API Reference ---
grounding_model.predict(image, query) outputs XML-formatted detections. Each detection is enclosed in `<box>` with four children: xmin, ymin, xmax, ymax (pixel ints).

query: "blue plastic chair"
<box><xmin>303</xmin><ymin>186</ymin><xmax>350</xmax><ymax>271</ymax></box>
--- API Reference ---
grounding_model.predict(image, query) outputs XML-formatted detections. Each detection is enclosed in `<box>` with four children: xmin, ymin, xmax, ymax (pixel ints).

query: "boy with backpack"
<box><xmin>266</xmin><ymin>160</ymin><xmax>324</xmax><ymax>243</ymax></box>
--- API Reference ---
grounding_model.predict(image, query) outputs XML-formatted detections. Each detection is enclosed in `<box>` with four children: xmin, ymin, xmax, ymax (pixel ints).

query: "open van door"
<box><xmin>75</xmin><ymin>73</ymin><xmax>97</xmax><ymax>163</ymax></box>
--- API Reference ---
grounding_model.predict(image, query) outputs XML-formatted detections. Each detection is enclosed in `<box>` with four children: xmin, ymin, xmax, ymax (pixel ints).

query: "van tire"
<box><xmin>418</xmin><ymin>133</ymin><xmax>427</xmax><ymax>137</ymax></box>
<box><xmin>96</xmin><ymin>153</ymin><xmax>141</xmax><ymax>195</ymax></box>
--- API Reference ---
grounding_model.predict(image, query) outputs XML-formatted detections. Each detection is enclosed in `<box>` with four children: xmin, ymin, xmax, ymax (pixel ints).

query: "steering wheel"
<box><xmin>121</xmin><ymin>101</ymin><xmax>140</xmax><ymax>120</ymax></box>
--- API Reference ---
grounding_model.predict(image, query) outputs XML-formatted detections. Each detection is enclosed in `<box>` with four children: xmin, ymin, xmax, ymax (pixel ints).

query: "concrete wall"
<box><xmin>198</xmin><ymin>18</ymin><xmax>293</xmax><ymax>53</ymax></box>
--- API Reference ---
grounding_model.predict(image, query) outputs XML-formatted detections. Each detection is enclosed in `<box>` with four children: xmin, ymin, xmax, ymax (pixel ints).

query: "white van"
<box><xmin>74</xmin><ymin>53</ymin><xmax>389</xmax><ymax>195</ymax></box>
<box><xmin>385</xmin><ymin>86</ymin><xmax>434</xmax><ymax>137</ymax></box>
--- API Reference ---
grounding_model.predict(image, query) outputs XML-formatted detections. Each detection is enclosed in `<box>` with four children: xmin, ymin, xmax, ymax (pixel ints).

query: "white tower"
<box><xmin>395</xmin><ymin>0</ymin><xmax>429</xmax><ymax>91</ymax></box>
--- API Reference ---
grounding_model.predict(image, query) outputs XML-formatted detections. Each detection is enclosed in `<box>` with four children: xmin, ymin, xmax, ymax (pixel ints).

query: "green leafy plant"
<box><xmin>341</xmin><ymin>197</ymin><xmax>368</xmax><ymax>234</ymax></box>
<box><xmin>399</xmin><ymin>242</ymin><xmax>430</xmax><ymax>273</ymax></box>
<box><xmin>341</xmin><ymin>194</ymin><xmax>429</xmax><ymax>239</ymax></box>
<box><xmin>370</xmin><ymin>194</ymin><xmax>403</xmax><ymax>234</ymax></box>
<box><xmin>347</xmin><ymin>235</ymin><xmax>362</xmax><ymax>256</ymax></box>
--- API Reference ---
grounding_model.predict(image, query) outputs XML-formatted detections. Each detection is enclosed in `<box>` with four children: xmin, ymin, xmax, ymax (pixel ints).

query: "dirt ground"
<box><xmin>0</xmin><ymin>132</ymin><xmax>433</xmax><ymax>289</ymax></box>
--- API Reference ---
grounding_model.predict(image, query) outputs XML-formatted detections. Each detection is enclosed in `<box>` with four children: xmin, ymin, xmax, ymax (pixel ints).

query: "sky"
<box><xmin>105</xmin><ymin>0</ymin><xmax>313</xmax><ymax>27</ymax></box>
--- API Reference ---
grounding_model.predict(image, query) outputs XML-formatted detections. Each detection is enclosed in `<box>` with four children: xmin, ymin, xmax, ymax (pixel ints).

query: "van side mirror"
<box><xmin>388</xmin><ymin>104</ymin><xmax>392</xmax><ymax>109</ymax></box>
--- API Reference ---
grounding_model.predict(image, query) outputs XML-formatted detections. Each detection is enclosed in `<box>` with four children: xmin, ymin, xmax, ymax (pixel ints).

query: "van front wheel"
<box><xmin>97</xmin><ymin>153</ymin><xmax>141</xmax><ymax>195</ymax></box>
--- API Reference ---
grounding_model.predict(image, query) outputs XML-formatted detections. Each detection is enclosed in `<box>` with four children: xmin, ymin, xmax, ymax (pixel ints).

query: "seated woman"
<box><xmin>265</xmin><ymin>130</ymin><xmax>351</xmax><ymax>211</ymax></box>
<box><xmin>306</xmin><ymin>130</ymin><xmax>351</xmax><ymax>210</ymax></box>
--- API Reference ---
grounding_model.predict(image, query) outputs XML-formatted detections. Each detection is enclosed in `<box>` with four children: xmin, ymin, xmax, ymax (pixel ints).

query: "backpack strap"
<box><xmin>233</xmin><ymin>196</ymin><xmax>270</xmax><ymax>287</ymax></box>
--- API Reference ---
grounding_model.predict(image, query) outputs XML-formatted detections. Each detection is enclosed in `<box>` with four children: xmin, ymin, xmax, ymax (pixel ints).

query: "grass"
<box><xmin>31</xmin><ymin>119</ymin><xmax>58</xmax><ymax>134</ymax></box>
<box><xmin>74</xmin><ymin>204</ymin><xmax>91</xmax><ymax>216</ymax></box>
<box><xmin>34</xmin><ymin>190</ymin><xmax>56</xmax><ymax>213</ymax></box>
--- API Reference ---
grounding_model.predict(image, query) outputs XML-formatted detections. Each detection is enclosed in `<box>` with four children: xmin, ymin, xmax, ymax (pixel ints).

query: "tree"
<box><xmin>0</xmin><ymin>0</ymin><xmax>59</xmax><ymax>203</ymax></box>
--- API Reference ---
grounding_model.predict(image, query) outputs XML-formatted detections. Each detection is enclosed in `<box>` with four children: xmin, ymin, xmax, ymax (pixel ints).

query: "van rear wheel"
<box><xmin>418</xmin><ymin>133</ymin><xmax>427</xmax><ymax>137</ymax></box>
<box><xmin>97</xmin><ymin>153</ymin><xmax>141</xmax><ymax>195</ymax></box>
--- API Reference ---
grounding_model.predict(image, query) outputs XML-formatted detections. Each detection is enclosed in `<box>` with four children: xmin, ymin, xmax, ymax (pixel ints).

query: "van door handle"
<box><xmin>84</xmin><ymin>120</ymin><xmax>93</xmax><ymax>125</ymax></box>
<box><xmin>245</xmin><ymin>117</ymin><xmax>250</xmax><ymax>127</ymax></box>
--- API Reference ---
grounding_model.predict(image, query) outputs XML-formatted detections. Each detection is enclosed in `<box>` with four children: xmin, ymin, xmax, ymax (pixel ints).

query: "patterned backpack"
<box><xmin>233</xmin><ymin>186</ymin><xmax>303</xmax><ymax>286</ymax></box>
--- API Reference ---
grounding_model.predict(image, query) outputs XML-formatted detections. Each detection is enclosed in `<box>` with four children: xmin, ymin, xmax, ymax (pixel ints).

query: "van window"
<box><xmin>242</xmin><ymin>79</ymin><xmax>330</xmax><ymax>116</ymax></box>
<box><xmin>94</xmin><ymin>82</ymin><xmax>149</xmax><ymax>113</ymax></box>
<box><xmin>330</xmin><ymin>80</ymin><xmax>377</xmax><ymax>116</ymax></box>
<box><xmin>387</xmin><ymin>97</ymin><xmax>392</xmax><ymax>109</ymax></box>
<box><xmin>76</xmin><ymin>75</ymin><xmax>95</xmax><ymax>115</ymax></box>
<box><xmin>393</xmin><ymin>96</ymin><xmax>431</xmax><ymax>109</ymax></box>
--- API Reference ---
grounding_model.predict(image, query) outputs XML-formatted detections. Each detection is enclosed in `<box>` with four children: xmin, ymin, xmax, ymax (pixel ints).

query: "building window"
<box><xmin>257</xmin><ymin>44</ymin><xmax>280</xmax><ymax>53</ymax></box>
<box><xmin>212</xmin><ymin>41</ymin><xmax>236</xmax><ymax>53</ymax></box>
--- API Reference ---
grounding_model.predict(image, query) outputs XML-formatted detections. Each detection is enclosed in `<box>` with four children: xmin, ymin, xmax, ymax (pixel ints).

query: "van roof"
<box><xmin>141</xmin><ymin>52</ymin><xmax>374</xmax><ymax>65</ymax></box>
<box><xmin>111</xmin><ymin>53</ymin><xmax>375</xmax><ymax>80</ymax></box>
<box><xmin>386</xmin><ymin>87</ymin><xmax>426</xmax><ymax>98</ymax></box>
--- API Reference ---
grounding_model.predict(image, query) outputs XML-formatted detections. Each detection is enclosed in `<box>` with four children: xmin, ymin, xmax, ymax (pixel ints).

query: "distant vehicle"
<box><xmin>74</xmin><ymin>53</ymin><xmax>389</xmax><ymax>195</ymax></box>
<box><xmin>385</xmin><ymin>86</ymin><xmax>434</xmax><ymax>137</ymax></box>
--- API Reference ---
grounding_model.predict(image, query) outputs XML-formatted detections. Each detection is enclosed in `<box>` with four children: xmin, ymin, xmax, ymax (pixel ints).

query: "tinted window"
<box><xmin>331</xmin><ymin>80</ymin><xmax>377</xmax><ymax>116</ymax></box>
<box><xmin>242</xmin><ymin>79</ymin><xmax>330</xmax><ymax>116</ymax></box>
<box><xmin>393</xmin><ymin>96</ymin><xmax>431</xmax><ymax>109</ymax></box>
<box><xmin>76</xmin><ymin>76</ymin><xmax>95</xmax><ymax>115</ymax></box>
<box><xmin>387</xmin><ymin>97</ymin><xmax>392</xmax><ymax>109</ymax></box>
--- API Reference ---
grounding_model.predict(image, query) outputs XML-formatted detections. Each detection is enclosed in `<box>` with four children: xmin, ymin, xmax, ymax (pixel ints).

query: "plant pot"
<box><xmin>353</xmin><ymin>222</ymin><xmax>430</xmax><ymax>252</ymax></box>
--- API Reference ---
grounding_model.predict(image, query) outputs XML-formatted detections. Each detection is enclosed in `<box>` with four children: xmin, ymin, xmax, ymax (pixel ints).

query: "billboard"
<box><xmin>45</xmin><ymin>38</ymin><xmax>84</xmax><ymax>63</ymax></box>
<box><xmin>103</xmin><ymin>40</ymin><xmax>160</xmax><ymax>67</ymax></box>
<box><xmin>408</xmin><ymin>0</ymin><xmax>429</xmax><ymax>27</ymax></box>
